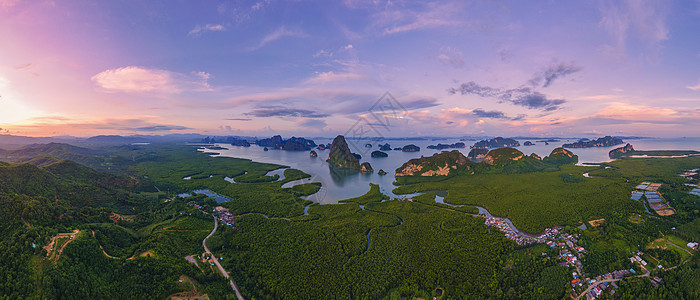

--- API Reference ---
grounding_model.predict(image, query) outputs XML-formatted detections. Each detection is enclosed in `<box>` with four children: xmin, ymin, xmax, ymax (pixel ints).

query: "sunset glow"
<box><xmin>1</xmin><ymin>0</ymin><xmax>699</xmax><ymax>137</ymax></box>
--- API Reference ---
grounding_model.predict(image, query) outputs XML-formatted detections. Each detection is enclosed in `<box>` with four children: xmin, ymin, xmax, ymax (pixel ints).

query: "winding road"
<box><xmin>666</xmin><ymin>239</ymin><xmax>692</xmax><ymax>256</ymax></box>
<box><xmin>203</xmin><ymin>215</ymin><xmax>245</xmax><ymax>300</ymax></box>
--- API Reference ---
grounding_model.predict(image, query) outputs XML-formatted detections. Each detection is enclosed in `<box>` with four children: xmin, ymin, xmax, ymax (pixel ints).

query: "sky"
<box><xmin>1</xmin><ymin>0</ymin><xmax>699</xmax><ymax>138</ymax></box>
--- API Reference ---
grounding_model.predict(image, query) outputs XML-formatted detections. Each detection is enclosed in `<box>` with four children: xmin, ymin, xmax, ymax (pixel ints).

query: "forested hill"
<box><xmin>395</xmin><ymin>147</ymin><xmax>579</xmax><ymax>178</ymax></box>
<box><xmin>0</xmin><ymin>143</ymin><xmax>105</xmax><ymax>169</ymax></box>
<box><xmin>0</xmin><ymin>149</ymin><xmax>231</xmax><ymax>299</ymax></box>
<box><xmin>0</xmin><ymin>159</ymin><xmax>136</xmax><ymax>208</ymax></box>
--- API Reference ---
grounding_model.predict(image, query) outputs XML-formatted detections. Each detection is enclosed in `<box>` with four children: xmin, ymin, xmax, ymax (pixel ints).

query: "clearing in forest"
<box><xmin>43</xmin><ymin>229</ymin><xmax>80</xmax><ymax>263</ymax></box>
<box><xmin>588</xmin><ymin>218</ymin><xmax>605</xmax><ymax>227</ymax></box>
<box><xmin>167</xmin><ymin>275</ymin><xmax>209</xmax><ymax>300</ymax></box>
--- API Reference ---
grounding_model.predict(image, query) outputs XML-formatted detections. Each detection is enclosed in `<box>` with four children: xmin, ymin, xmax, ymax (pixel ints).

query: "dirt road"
<box><xmin>203</xmin><ymin>216</ymin><xmax>244</xmax><ymax>300</ymax></box>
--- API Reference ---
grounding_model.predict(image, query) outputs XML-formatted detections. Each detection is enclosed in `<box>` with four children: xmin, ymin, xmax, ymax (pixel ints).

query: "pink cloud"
<box><xmin>304</xmin><ymin>71</ymin><xmax>366</xmax><ymax>84</ymax></box>
<box><xmin>91</xmin><ymin>66</ymin><xmax>211</xmax><ymax>94</ymax></box>
<box><xmin>687</xmin><ymin>79</ymin><xmax>700</xmax><ymax>91</ymax></box>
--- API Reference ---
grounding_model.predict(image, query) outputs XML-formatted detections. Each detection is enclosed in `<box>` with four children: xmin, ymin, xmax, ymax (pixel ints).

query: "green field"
<box><xmin>393</xmin><ymin>164</ymin><xmax>638</xmax><ymax>233</ymax></box>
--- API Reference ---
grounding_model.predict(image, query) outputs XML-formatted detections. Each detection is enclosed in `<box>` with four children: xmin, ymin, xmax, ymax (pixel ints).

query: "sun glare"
<box><xmin>0</xmin><ymin>76</ymin><xmax>42</xmax><ymax>125</ymax></box>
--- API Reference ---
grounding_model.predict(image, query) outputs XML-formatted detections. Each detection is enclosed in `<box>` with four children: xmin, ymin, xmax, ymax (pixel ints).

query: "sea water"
<box><xmin>199</xmin><ymin>137</ymin><xmax>700</xmax><ymax>204</ymax></box>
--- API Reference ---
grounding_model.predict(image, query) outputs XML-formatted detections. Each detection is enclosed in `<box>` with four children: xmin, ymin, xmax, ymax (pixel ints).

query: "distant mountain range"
<box><xmin>0</xmin><ymin>133</ymin><xmax>658</xmax><ymax>149</ymax></box>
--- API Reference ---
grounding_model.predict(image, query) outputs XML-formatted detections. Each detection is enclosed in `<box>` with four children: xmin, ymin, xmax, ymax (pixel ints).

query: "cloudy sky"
<box><xmin>1</xmin><ymin>0</ymin><xmax>699</xmax><ymax>138</ymax></box>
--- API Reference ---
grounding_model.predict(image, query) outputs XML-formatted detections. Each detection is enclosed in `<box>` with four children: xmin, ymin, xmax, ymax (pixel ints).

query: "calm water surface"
<box><xmin>198</xmin><ymin>137</ymin><xmax>700</xmax><ymax>204</ymax></box>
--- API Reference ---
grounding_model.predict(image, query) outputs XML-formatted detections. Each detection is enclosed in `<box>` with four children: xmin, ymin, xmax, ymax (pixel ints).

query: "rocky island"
<box><xmin>360</xmin><ymin>162</ymin><xmax>374</xmax><ymax>173</ymax></box>
<box><xmin>327</xmin><ymin>135</ymin><xmax>360</xmax><ymax>170</ymax></box>
<box><xmin>467</xmin><ymin>148</ymin><xmax>489</xmax><ymax>161</ymax></box>
<box><xmin>256</xmin><ymin>135</ymin><xmax>317</xmax><ymax>151</ymax></box>
<box><xmin>608</xmin><ymin>143</ymin><xmax>635</xmax><ymax>158</ymax></box>
<box><xmin>396</xmin><ymin>147</ymin><xmax>579</xmax><ymax>177</ymax></box>
<box><xmin>470</xmin><ymin>137</ymin><xmax>520</xmax><ymax>149</ymax></box>
<box><xmin>427</xmin><ymin>142</ymin><xmax>466</xmax><ymax>150</ymax></box>
<box><xmin>523</xmin><ymin>141</ymin><xmax>534</xmax><ymax>146</ymax></box>
<box><xmin>542</xmin><ymin>147</ymin><xmax>578</xmax><ymax>165</ymax></box>
<box><xmin>395</xmin><ymin>150</ymin><xmax>474</xmax><ymax>176</ymax></box>
<box><xmin>401</xmin><ymin>144</ymin><xmax>420</xmax><ymax>152</ymax></box>
<box><xmin>309</xmin><ymin>150</ymin><xmax>318</xmax><ymax>158</ymax></box>
<box><xmin>562</xmin><ymin>136</ymin><xmax>623</xmax><ymax>148</ymax></box>
<box><xmin>371</xmin><ymin>150</ymin><xmax>388</xmax><ymax>158</ymax></box>
<box><xmin>379</xmin><ymin>143</ymin><xmax>392</xmax><ymax>151</ymax></box>
<box><xmin>230</xmin><ymin>138</ymin><xmax>251</xmax><ymax>147</ymax></box>
<box><xmin>482</xmin><ymin>147</ymin><xmax>525</xmax><ymax>165</ymax></box>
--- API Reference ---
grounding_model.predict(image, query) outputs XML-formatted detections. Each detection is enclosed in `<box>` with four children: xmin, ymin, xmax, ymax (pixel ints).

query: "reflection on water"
<box><xmin>328</xmin><ymin>164</ymin><xmax>360</xmax><ymax>185</ymax></box>
<box><xmin>200</xmin><ymin>137</ymin><xmax>700</xmax><ymax>204</ymax></box>
<box><xmin>265</xmin><ymin>168</ymin><xmax>286</xmax><ymax>181</ymax></box>
<box><xmin>179</xmin><ymin>189</ymin><xmax>233</xmax><ymax>203</ymax></box>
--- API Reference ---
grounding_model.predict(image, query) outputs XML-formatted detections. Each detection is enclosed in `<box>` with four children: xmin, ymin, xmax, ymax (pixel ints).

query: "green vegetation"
<box><xmin>610</xmin><ymin>257</ymin><xmax>700</xmax><ymax>299</ymax></box>
<box><xmin>483</xmin><ymin>147</ymin><xmax>527</xmax><ymax>165</ymax></box>
<box><xmin>562</xmin><ymin>136</ymin><xmax>623</xmax><ymax>148</ymax></box>
<box><xmin>209</xmin><ymin>200</ymin><xmax>513</xmax><ymax>299</ymax></box>
<box><xmin>395</xmin><ymin>150</ymin><xmax>474</xmax><ymax>176</ymax></box>
<box><xmin>646</xmin><ymin>248</ymin><xmax>682</xmax><ymax>266</ymax></box>
<box><xmin>396</xmin><ymin>147</ymin><xmax>581</xmax><ymax>179</ymax></box>
<box><xmin>394</xmin><ymin>164</ymin><xmax>636</xmax><ymax>233</ymax></box>
<box><xmin>286</xmin><ymin>182</ymin><xmax>322</xmax><ymax>196</ymax></box>
<box><xmin>618</xmin><ymin>150</ymin><xmax>700</xmax><ymax>157</ymax></box>
<box><xmin>497</xmin><ymin>244</ymin><xmax>570</xmax><ymax>299</ymax></box>
<box><xmin>339</xmin><ymin>183</ymin><xmax>389</xmax><ymax>205</ymax></box>
<box><xmin>1</xmin><ymin>141</ymin><xmax>698</xmax><ymax>299</ymax></box>
<box><xmin>588</xmin><ymin>156</ymin><xmax>700</xmax><ymax>183</ymax></box>
<box><xmin>130</xmin><ymin>146</ymin><xmax>312</xmax><ymax>218</ymax></box>
<box><xmin>677</xmin><ymin>218</ymin><xmax>700</xmax><ymax>241</ymax></box>
<box><xmin>281</xmin><ymin>168</ymin><xmax>311</xmax><ymax>182</ymax></box>
<box><xmin>412</xmin><ymin>191</ymin><xmax>437</xmax><ymax>204</ymax></box>
<box><xmin>542</xmin><ymin>147</ymin><xmax>578</xmax><ymax>166</ymax></box>
<box><xmin>327</xmin><ymin>135</ymin><xmax>360</xmax><ymax>170</ymax></box>
<box><xmin>390</xmin><ymin>151</ymin><xmax>700</xmax><ymax>298</ymax></box>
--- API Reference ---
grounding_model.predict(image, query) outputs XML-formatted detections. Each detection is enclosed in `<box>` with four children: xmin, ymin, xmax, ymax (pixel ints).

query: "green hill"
<box><xmin>0</xmin><ymin>143</ymin><xmax>105</xmax><ymax>168</ymax></box>
<box><xmin>396</xmin><ymin>147</ymin><xmax>577</xmax><ymax>178</ymax></box>
<box><xmin>0</xmin><ymin>159</ymin><xmax>136</xmax><ymax>208</ymax></box>
<box><xmin>396</xmin><ymin>150</ymin><xmax>474</xmax><ymax>176</ymax></box>
<box><xmin>482</xmin><ymin>147</ymin><xmax>525</xmax><ymax>165</ymax></box>
<box><xmin>18</xmin><ymin>154</ymin><xmax>63</xmax><ymax>166</ymax></box>
<box><xmin>543</xmin><ymin>147</ymin><xmax>578</xmax><ymax>165</ymax></box>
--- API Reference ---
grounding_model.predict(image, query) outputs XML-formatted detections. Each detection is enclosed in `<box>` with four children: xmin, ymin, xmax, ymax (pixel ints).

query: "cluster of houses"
<box><xmin>630</xmin><ymin>254</ymin><xmax>647</xmax><ymax>266</ymax></box>
<box><xmin>585</xmin><ymin>280</ymin><xmax>617</xmax><ymax>299</ymax></box>
<box><xmin>679</xmin><ymin>168</ymin><xmax>698</xmax><ymax>181</ymax></box>
<box><xmin>547</xmin><ymin>233</ymin><xmax>586</xmax><ymax>269</ymax></box>
<box><xmin>679</xmin><ymin>169</ymin><xmax>700</xmax><ymax>196</ymax></box>
<box><xmin>536</xmin><ymin>231</ymin><xmax>654</xmax><ymax>299</ymax></box>
<box><xmin>214</xmin><ymin>206</ymin><xmax>235</xmax><ymax>228</ymax></box>
<box><xmin>182</xmin><ymin>201</ymin><xmax>209</xmax><ymax>216</ymax></box>
<box><xmin>650</xmin><ymin>276</ymin><xmax>663</xmax><ymax>287</ymax></box>
<box><xmin>576</xmin><ymin>269</ymin><xmax>633</xmax><ymax>299</ymax></box>
<box><xmin>686</xmin><ymin>242</ymin><xmax>698</xmax><ymax>251</ymax></box>
<box><xmin>575</xmin><ymin>247</ymin><xmax>673</xmax><ymax>299</ymax></box>
<box><xmin>483</xmin><ymin>217</ymin><xmax>559</xmax><ymax>245</ymax></box>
